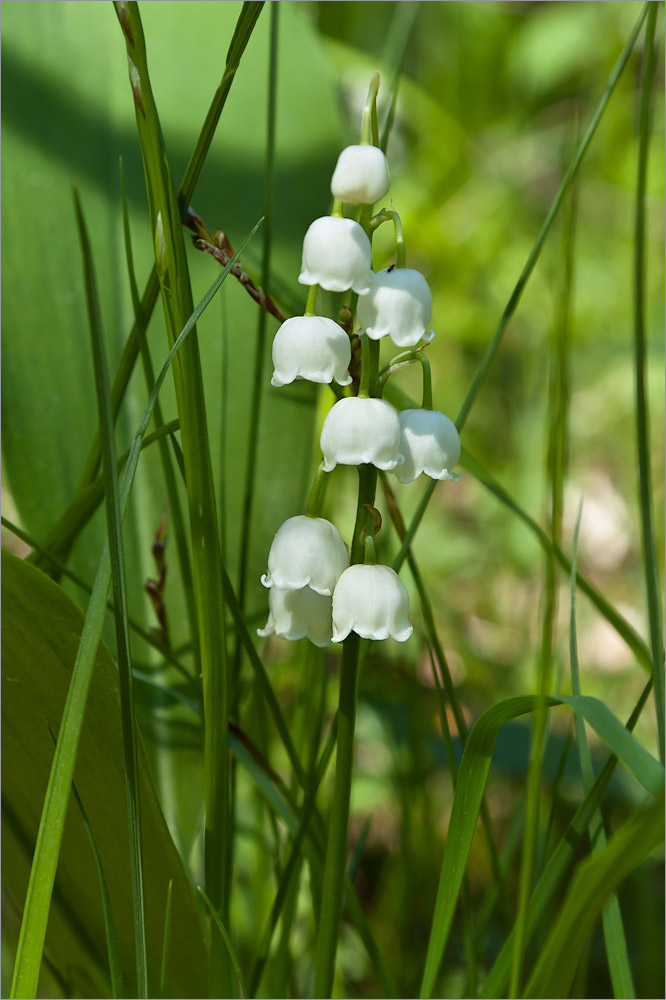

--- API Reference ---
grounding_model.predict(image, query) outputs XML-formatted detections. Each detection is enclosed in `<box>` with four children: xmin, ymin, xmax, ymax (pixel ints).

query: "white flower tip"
<box><xmin>336</xmin><ymin>373</ymin><xmax>353</xmax><ymax>386</ymax></box>
<box><xmin>260</xmin><ymin>573</ymin><xmax>272</xmax><ymax>589</ymax></box>
<box><xmin>393</xmin><ymin>625</ymin><xmax>414</xmax><ymax>642</ymax></box>
<box><xmin>257</xmin><ymin>624</ymin><xmax>272</xmax><ymax>638</ymax></box>
<box><xmin>423</xmin><ymin>328</ymin><xmax>435</xmax><ymax>343</ymax></box>
<box><xmin>321</xmin><ymin>457</ymin><xmax>336</xmax><ymax>472</ymax></box>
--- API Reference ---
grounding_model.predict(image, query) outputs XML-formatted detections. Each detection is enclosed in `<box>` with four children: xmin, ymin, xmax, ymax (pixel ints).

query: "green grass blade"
<box><xmin>570</xmin><ymin>504</ymin><xmax>636</xmax><ymax>998</ymax></box>
<box><xmin>509</xmin><ymin>145</ymin><xmax>576</xmax><ymax>998</ymax></box>
<box><xmin>419</xmin><ymin>692</ymin><xmax>663</xmax><ymax>999</ymax></box>
<box><xmin>68</xmin><ymin>772</ymin><xmax>125</xmax><ymax>999</ymax></box>
<box><xmin>478</xmin><ymin>682</ymin><xmax>652</xmax><ymax>999</ymax></box>
<box><xmin>32</xmin><ymin>1</ymin><xmax>265</xmax><ymax>571</ymax></box>
<box><xmin>119</xmin><ymin>158</ymin><xmax>199</xmax><ymax>665</ymax></box>
<box><xmin>9</xmin><ymin>223</ymin><xmax>258</xmax><ymax>1000</ymax></box>
<box><xmin>235</xmin><ymin>0</ymin><xmax>278</xmax><ymax>634</ymax></box>
<box><xmin>159</xmin><ymin>880</ymin><xmax>173</xmax><ymax>1000</ymax></box>
<box><xmin>72</xmin><ymin>188</ymin><xmax>148</xmax><ymax>997</ymax></box>
<box><xmin>197</xmin><ymin>887</ymin><xmax>249</xmax><ymax>1000</ymax></box>
<box><xmin>461</xmin><ymin>447</ymin><xmax>653</xmax><ymax>671</ymax></box>
<box><xmin>523</xmin><ymin>796</ymin><xmax>665</xmax><ymax>999</ymax></box>
<box><xmin>114</xmin><ymin>7</ymin><xmax>235</xmax><ymax>988</ymax></box>
<box><xmin>632</xmin><ymin>2</ymin><xmax>664</xmax><ymax>760</ymax></box>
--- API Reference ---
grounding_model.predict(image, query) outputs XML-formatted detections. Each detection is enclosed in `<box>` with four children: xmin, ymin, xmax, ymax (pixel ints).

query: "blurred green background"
<box><xmin>2</xmin><ymin>2</ymin><xmax>663</xmax><ymax>996</ymax></box>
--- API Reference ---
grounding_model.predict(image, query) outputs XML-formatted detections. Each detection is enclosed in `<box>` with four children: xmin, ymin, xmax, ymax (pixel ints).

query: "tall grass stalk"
<box><xmin>73</xmin><ymin>189</ymin><xmax>148</xmax><ymax>997</ymax></box>
<box><xmin>632</xmin><ymin>1</ymin><xmax>664</xmax><ymax>761</ymax></box>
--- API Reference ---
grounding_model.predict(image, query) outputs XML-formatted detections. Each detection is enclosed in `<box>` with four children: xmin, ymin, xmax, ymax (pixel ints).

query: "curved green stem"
<box><xmin>306</xmin><ymin>462</ymin><xmax>328</xmax><ymax>517</ymax></box>
<box><xmin>304</xmin><ymin>284</ymin><xmax>318</xmax><ymax>316</ymax></box>
<box><xmin>368</xmin><ymin>208</ymin><xmax>405</xmax><ymax>265</ymax></box>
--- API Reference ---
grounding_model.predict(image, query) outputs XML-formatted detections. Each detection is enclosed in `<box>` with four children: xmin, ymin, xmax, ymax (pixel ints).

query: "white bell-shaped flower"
<box><xmin>298</xmin><ymin>217</ymin><xmax>372</xmax><ymax>294</ymax></box>
<box><xmin>393</xmin><ymin>408</ymin><xmax>462</xmax><ymax>485</ymax></box>
<box><xmin>320</xmin><ymin>396</ymin><xmax>404</xmax><ymax>472</ymax></box>
<box><xmin>330</xmin><ymin>144</ymin><xmax>390</xmax><ymax>206</ymax></box>
<box><xmin>332</xmin><ymin>564</ymin><xmax>413</xmax><ymax>642</ymax></box>
<box><xmin>357</xmin><ymin>266</ymin><xmax>435</xmax><ymax>347</ymax></box>
<box><xmin>261</xmin><ymin>515</ymin><xmax>349</xmax><ymax>596</ymax></box>
<box><xmin>258</xmin><ymin>586</ymin><xmax>332</xmax><ymax>648</ymax></box>
<box><xmin>271</xmin><ymin>316</ymin><xmax>352</xmax><ymax>388</ymax></box>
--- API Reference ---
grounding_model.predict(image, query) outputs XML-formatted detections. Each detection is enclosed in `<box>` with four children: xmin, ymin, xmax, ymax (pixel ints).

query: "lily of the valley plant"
<box><xmin>259</xmin><ymin>74</ymin><xmax>461</xmax><ymax>994</ymax></box>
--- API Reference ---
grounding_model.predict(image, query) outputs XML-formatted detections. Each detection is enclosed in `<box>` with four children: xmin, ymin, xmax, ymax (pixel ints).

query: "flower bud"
<box><xmin>270</xmin><ymin>316</ymin><xmax>352</xmax><ymax>388</ymax></box>
<box><xmin>357</xmin><ymin>267</ymin><xmax>435</xmax><ymax>347</ymax></box>
<box><xmin>299</xmin><ymin>217</ymin><xmax>372</xmax><ymax>294</ymax></box>
<box><xmin>330</xmin><ymin>144</ymin><xmax>390</xmax><ymax>206</ymax></box>
<box><xmin>261</xmin><ymin>515</ymin><xmax>349</xmax><ymax>596</ymax></box>
<box><xmin>393</xmin><ymin>408</ymin><xmax>462</xmax><ymax>485</ymax></box>
<box><xmin>332</xmin><ymin>564</ymin><xmax>413</xmax><ymax>642</ymax></box>
<box><xmin>320</xmin><ymin>396</ymin><xmax>404</xmax><ymax>472</ymax></box>
<box><xmin>258</xmin><ymin>585</ymin><xmax>333</xmax><ymax>648</ymax></box>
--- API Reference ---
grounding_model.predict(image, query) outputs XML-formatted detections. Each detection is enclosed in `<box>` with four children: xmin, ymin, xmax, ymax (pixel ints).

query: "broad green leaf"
<box><xmin>419</xmin><ymin>693</ymin><xmax>664</xmax><ymax>999</ymax></box>
<box><xmin>1</xmin><ymin>550</ymin><xmax>208</xmax><ymax>999</ymax></box>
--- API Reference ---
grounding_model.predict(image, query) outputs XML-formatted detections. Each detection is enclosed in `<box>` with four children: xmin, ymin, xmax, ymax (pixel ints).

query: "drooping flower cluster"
<box><xmin>260</xmin><ymin>92</ymin><xmax>461</xmax><ymax>649</ymax></box>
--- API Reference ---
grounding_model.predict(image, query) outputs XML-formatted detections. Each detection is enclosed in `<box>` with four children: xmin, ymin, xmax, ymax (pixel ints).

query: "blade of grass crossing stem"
<box><xmin>523</xmin><ymin>795</ymin><xmax>665</xmax><ymax>999</ymax></box>
<box><xmin>633</xmin><ymin>2</ymin><xmax>664</xmax><ymax>761</ymax></box>
<box><xmin>230</xmin><ymin>6</ymin><xmax>278</xmax><ymax>971</ymax></box>
<box><xmin>418</xmin><ymin>692</ymin><xmax>663</xmax><ymax>1000</ymax></box>
<box><xmin>197</xmin><ymin>888</ymin><xmax>249</xmax><ymax>1000</ymax></box>
<box><xmin>9</xmin><ymin>224</ymin><xmax>259</xmax><ymax>1000</ymax></box>
<box><xmin>509</xmin><ymin>144</ymin><xmax>576</xmax><ymax>999</ymax></box>
<box><xmin>69</xmin><ymin>771</ymin><xmax>125</xmax><ymax>999</ymax></box>
<box><xmin>394</xmin><ymin>4</ymin><xmax>650</xmax><ymax>570</ymax></box>
<box><xmin>114</xmin><ymin>7</ymin><xmax>234</xmax><ymax>991</ymax></box>
<box><xmin>479</xmin><ymin>681</ymin><xmax>653</xmax><ymax>999</ymax></box>
<box><xmin>159</xmin><ymin>880</ymin><xmax>173</xmax><ymax>1000</ymax></box>
<box><xmin>460</xmin><ymin>447</ymin><xmax>652</xmax><ymax>671</ymax></box>
<box><xmin>119</xmin><ymin>158</ymin><xmax>199</xmax><ymax>668</ymax></box>
<box><xmin>569</xmin><ymin>504</ymin><xmax>636</xmax><ymax>997</ymax></box>
<box><xmin>72</xmin><ymin>188</ymin><xmax>148</xmax><ymax>997</ymax></box>
<box><xmin>34</xmin><ymin>2</ymin><xmax>264</xmax><ymax>570</ymax></box>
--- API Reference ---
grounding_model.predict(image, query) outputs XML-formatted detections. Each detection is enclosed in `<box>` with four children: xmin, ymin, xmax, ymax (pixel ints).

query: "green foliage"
<box><xmin>2</xmin><ymin>3</ymin><xmax>664</xmax><ymax>999</ymax></box>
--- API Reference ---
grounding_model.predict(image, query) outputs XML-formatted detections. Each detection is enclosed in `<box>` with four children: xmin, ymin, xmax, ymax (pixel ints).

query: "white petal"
<box><xmin>330</xmin><ymin>145</ymin><xmax>390</xmax><ymax>206</ymax></box>
<box><xmin>262</xmin><ymin>515</ymin><xmax>349</xmax><ymax>595</ymax></box>
<box><xmin>271</xmin><ymin>316</ymin><xmax>352</xmax><ymax>387</ymax></box>
<box><xmin>320</xmin><ymin>396</ymin><xmax>404</xmax><ymax>472</ymax></box>
<box><xmin>258</xmin><ymin>586</ymin><xmax>333</xmax><ymax>648</ymax></box>
<box><xmin>357</xmin><ymin>267</ymin><xmax>433</xmax><ymax>348</ymax></box>
<box><xmin>298</xmin><ymin>217</ymin><xmax>372</xmax><ymax>294</ymax></box>
<box><xmin>393</xmin><ymin>409</ymin><xmax>461</xmax><ymax>484</ymax></box>
<box><xmin>332</xmin><ymin>564</ymin><xmax>412</xmax><ymax>642</ymax></box>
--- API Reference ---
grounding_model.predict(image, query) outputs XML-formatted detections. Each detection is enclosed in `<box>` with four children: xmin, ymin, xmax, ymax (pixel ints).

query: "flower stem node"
<box><xmin>271</xmin><ymin>316</ymin><xmax>352</xmax><ymax>387</ymax></box>
<box><xmin>330</xmin><ymin>145</ymin><xmax>390</xmax><ymax>206</ymax></box>
<box><xmin>261</xmin><ymin>515</ymin><xmax>349</xmax><ymax>596</ymax></box>
<box><xmin>258</xmin><ymin>586</ymin><xmax>333</xmax><ymax>648</ymax></box>
<box><xmin>357</xmin><ymin>267</ymin><xmax>435</xmax><ymax>347</ymax></box>
<box><xmin>320</xmin><ymin>397</ymin><xmax>405</xmax><ymax>472</ymax></box>
<box><xmin>299</xmin><ymin>217</ymin><xmax>372</xmax><ymax>294</ymax></box>
<box><xmin>393</xmin><ymin>409</ymin><xmax>462</xmax><ymax>485</ymax></box>
<box><xmin>332</xmin><ymin>564</ymin><xmax>413</xmax><ymax>642</ymax></box>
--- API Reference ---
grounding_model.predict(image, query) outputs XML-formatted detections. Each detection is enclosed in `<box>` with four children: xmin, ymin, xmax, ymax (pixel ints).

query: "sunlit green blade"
<box><xmin>523</xmin><ymin>796</ymin><xmax>664</xmax><ymax>999</ymax></box>
<box><xmin>419</xmin><ymin>692</ymin><xmax>663</xmax><ymax>999</ymax></box>
<box><xmin>72</xmin><ymin>188</ymin><xmax>147</xmax><ymax>996</ymax></box>
<box><xmin>478</xmin><ymin>683</ymin><xmax>653</xmax><ymax>999</ymax></box>
<box><xmin>632</xmin><ymin>2</ymin><xmax>664</xmax><ymax>759</ymax></box>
